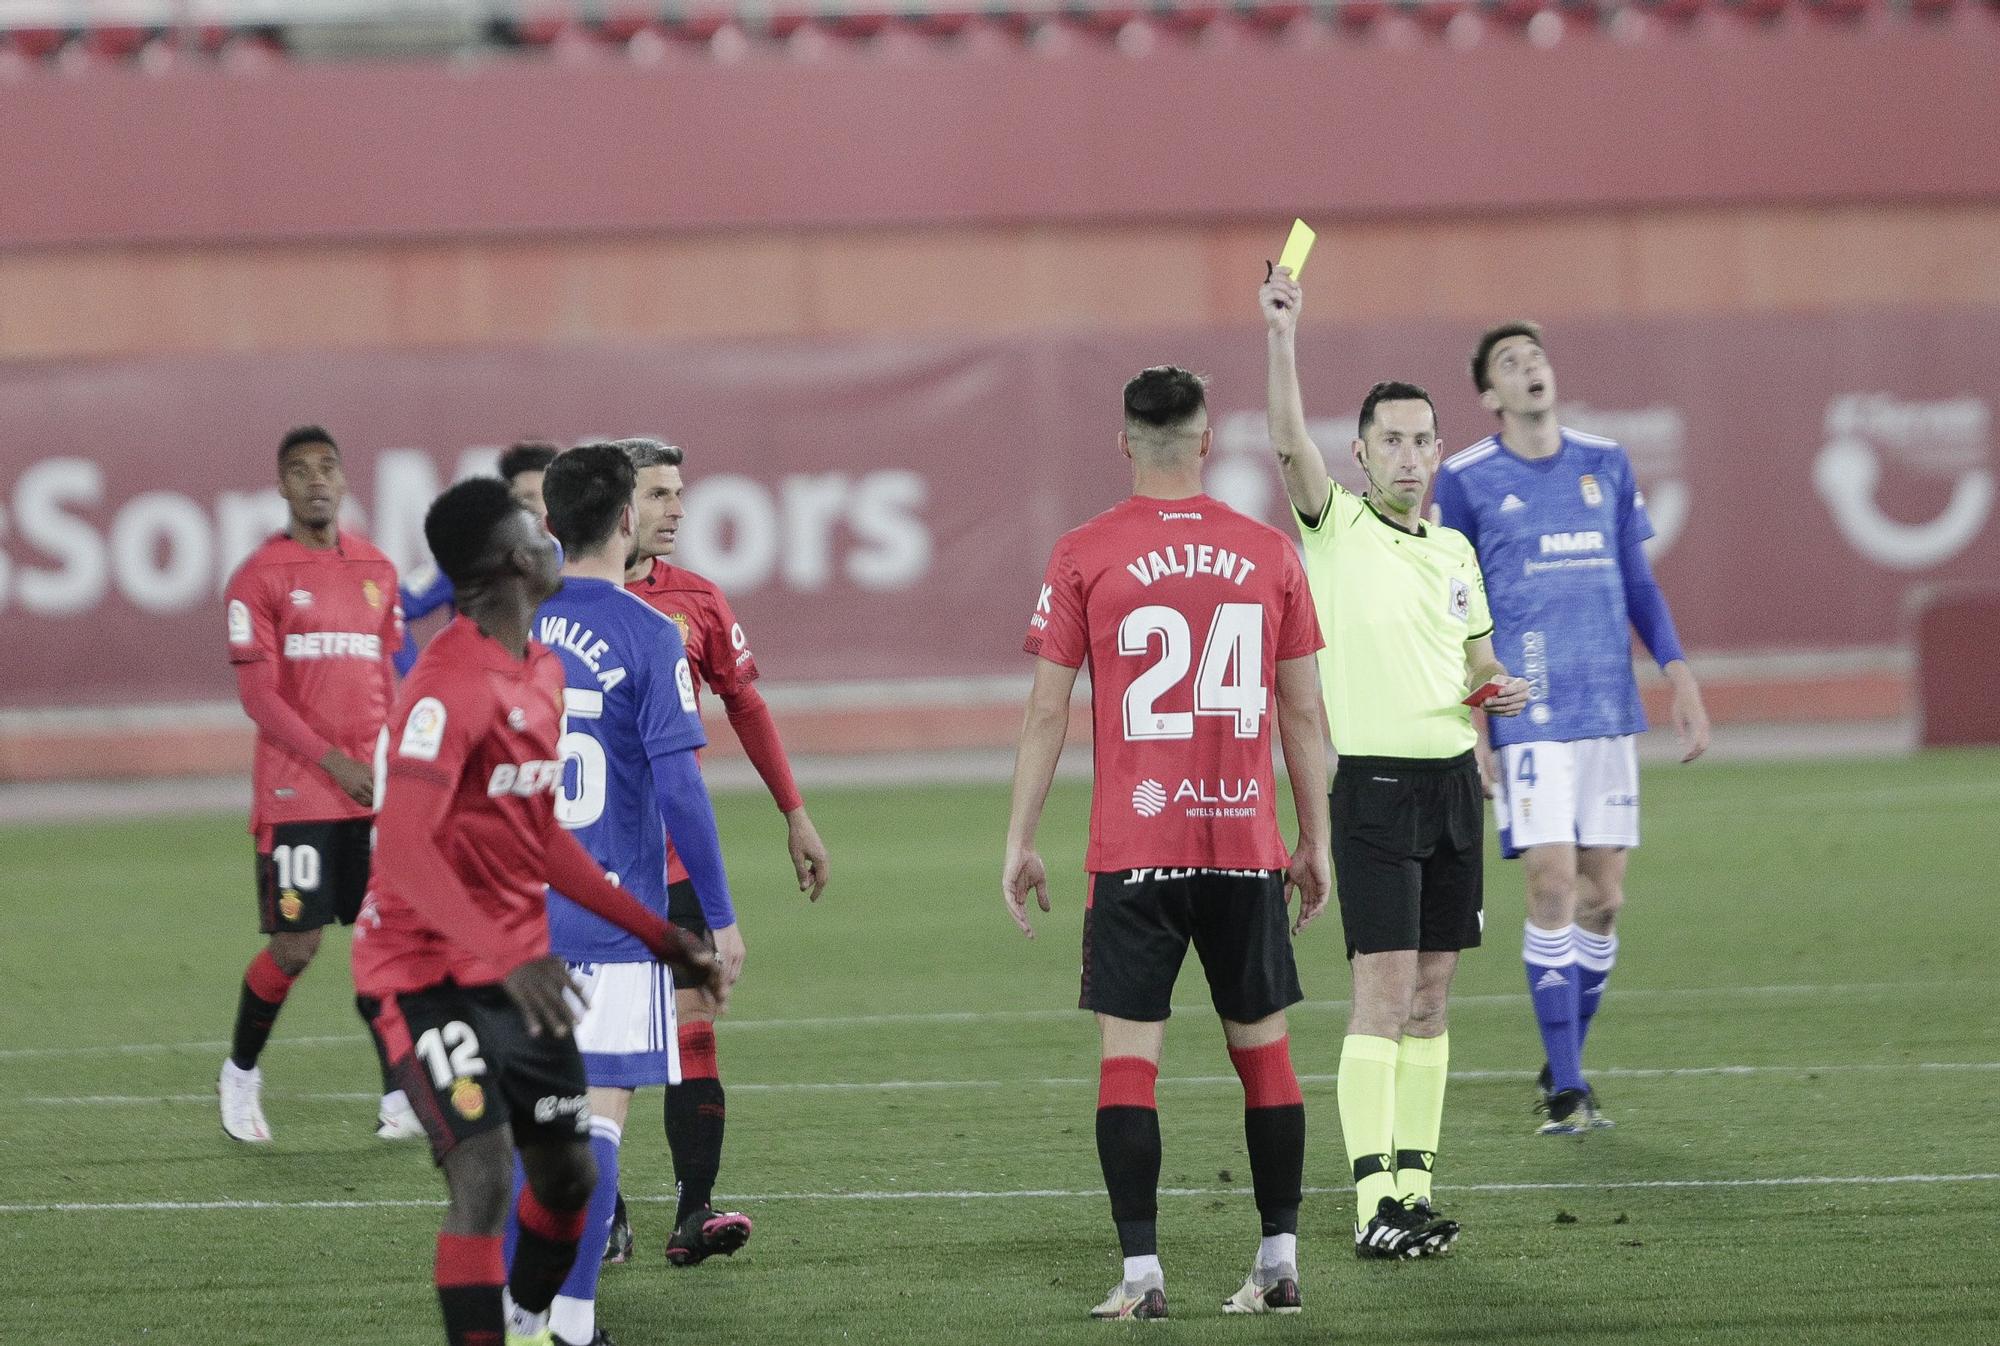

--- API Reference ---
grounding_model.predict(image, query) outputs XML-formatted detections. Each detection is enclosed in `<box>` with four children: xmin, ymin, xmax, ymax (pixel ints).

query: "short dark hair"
<box><xmin>609</xmin><ymin>438</ymin><xmax>684</xmax><ymax>472</ymax></box>
<box><xmin>1470</xmin><ymin>321</ymin><xmax>1544</xmax><ymax>394</ymax></box>
<box><xmin>1123</xmin><ymin>366</ymin><xmax>1208</xmax><ymax>430</ymax></box>
<box><xmin>498</xmin><ymin>440</ymin><xmax>560</xmax><ymax>485</ymax></box>
<box><xmin>1357</xmin><ymin>380</ymin><xmax>1439</xmax><ymax>439</ymax></box>
<box><xmin>424</xmin><ymin>477</ymin><xmax>520</xmax><ymax>586</ymax></box>
<box><xmin>278</xmin><ymin>425</ymin><xmax>337</xmax><ymax>464</ymax></box>
<box><xmin>542</xmin><ymin>444</ymin><xmax>636</xmax><ymax>555</ymax></box>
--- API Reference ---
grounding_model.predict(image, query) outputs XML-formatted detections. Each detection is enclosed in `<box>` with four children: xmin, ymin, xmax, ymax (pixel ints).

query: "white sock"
<box><xmin>550</xmin><ymin>1294</ymin><xmax>594</xmax><ymax>1343</ymax></box>
<box><xmin>379</xmin><ymin>1089</ymin><xmax>410</xmax><ymax>1114</ymax></box>
<box><xmin>1122</xmin><ymin>1254</ymin><xmax>1162</xmax><ymax>1287</ymax></box>
<box><xmin>502</xmin><ymin>1289</ymin><xmax>547</xmax><ymax>1338</ymax></box>
<box><xmin>1257</xmin><ymin>1232</ymin><xmax>1297</xmax><ymax>1274</ymax></box>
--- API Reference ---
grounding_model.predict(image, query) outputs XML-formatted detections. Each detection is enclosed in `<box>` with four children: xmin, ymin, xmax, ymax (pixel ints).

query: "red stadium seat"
<box><xmin>9</xmin><ymin>26</ymin><xmax>69</xmax><ymax>59</ymax></box>
<box><xmin>902</xmin><ymin>11</ymin><xmax>977</xmax><ymax>36</ymax></box>
<box><xmin>1238</xmin><ymin>1</ymin><xmax>1315</xmax><ymax>30</ymax></box>
<box><xmin>90</xmin><ymin>25</ymin><xmax>152</xmax><ymax>59</ymax></box>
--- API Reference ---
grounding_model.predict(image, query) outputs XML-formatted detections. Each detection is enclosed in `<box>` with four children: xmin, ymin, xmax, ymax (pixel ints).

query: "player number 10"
<box><xmin>1119</xmin><ymin>602</ymin><xmax>1267</xmax><ymax>741</ymax></box>
<box><xmin>271</xmin><ymin>843</ymin><xmax>321</xmax><ymax>892</ymax></box>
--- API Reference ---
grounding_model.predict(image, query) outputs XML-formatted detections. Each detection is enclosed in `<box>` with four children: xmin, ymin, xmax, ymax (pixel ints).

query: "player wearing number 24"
<box><xmin>1005</xmin><ymin>365</ymin><xmax>1332</xmax><ymax>1319</ymax></box>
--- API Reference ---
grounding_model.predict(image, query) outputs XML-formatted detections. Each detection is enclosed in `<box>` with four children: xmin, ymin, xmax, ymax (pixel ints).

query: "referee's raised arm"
<box><xmin>1260</xmin><ymin>266</ymin><xmax>1332</xmax><ymax>525</ymax></box>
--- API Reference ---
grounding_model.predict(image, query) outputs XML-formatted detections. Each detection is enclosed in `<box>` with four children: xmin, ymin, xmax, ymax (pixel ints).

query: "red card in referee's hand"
<box><xmin>1462</xmin><ymin>680</ymin><xmax>1507</xmax><ymax>709</ymax></box>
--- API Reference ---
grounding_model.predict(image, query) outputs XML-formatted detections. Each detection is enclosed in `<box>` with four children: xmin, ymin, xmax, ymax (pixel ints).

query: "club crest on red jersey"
<box><xmin>362</xmin><ymin>579</ymin><xmax>384</xmax><ymax>610</ymax></box>
<box><xmin>667</xmin><ymin>612</ymin><xmax>692</xmax><ymax>643</ymax></box>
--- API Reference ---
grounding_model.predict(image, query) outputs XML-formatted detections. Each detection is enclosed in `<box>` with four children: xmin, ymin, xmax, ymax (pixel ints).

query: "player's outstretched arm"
<box><xmin>650</xmin><ymin>747</ymin><xmax>745</xmax><ymax>986</ymax></box>
<box><xmin>721</xmin><ymin>683</ymin><xmax>830</xmax><ymax>901</ymax></box>
<box><xmin>542</xmin><ymin>817</ymin><xmax>728</xmax><ymax>1007</ymax></box>
<box><xmin>1274</xmin><ymin>655</ymin><xmax>1332</xmax><ymax>934</ymax></box>
<box><xmin>1260</xmin><ymin>266</ymin><xmax>1333</xmax><ymax>525</ymax></box>
<box><xmin>377</xmin><ymin>770</ymin><xmax>551</xmax><ymax>986</ymax></box>
<box><xmin>1463</xmin><ymin>635</ymin><xmax>1531</xmax><ymax>717</ymax></box>
<box><xmin>1003</xmin><ymin>657</ymin><xmax>1080</xmax><ymax>939</ymax></box>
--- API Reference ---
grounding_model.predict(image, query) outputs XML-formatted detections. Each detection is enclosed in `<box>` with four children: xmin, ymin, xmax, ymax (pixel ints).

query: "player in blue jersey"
<box><xmin>1433</xmin><ymin>322</ymin><xmax>1710</xmax><ymax>1135</ymax></box>
<box><xmin>499</xmin><ymin>444</ymin><xmax>739</xmax><ymax>1346</ymax></box>
<box><xmin>396</xmin><ymin>443</ymin><xmax>559</xmax><ymax>676</ymax></box>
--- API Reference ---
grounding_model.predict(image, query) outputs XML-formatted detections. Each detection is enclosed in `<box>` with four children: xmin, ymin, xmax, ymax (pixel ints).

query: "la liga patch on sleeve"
<box><xmin>399</xmin><ymin>697</ymin><xmax>447</xmax><ymax>761</ymax></box>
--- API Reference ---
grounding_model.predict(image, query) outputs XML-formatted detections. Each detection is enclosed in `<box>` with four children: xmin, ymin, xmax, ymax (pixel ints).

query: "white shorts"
<box><xmin>1493</xmin><ymin>735</ymin><xmax>1640</xmax><ymax>858</ymax></box>
<box><xmin>566</xmin><ymin>960</ymin><xmax>679</xmax><ymax>1090</ymax></box>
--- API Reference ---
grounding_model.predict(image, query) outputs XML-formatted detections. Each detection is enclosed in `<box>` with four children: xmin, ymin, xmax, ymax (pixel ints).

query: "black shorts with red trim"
<box><xmin>1080</xmin><ymin>868</ymin><xmax>1302</xmax><ymax>1024</ymax></box>
<box><xmin>256</xmin><ymin>817</ymin><xmax>372</xmax><ymax>934</ymax></box>
<box><xmin>1330</xmin><ymin>751</ymin><xmax>1485</xmax><ymax>958</ymax></box>
<box><xmin>665</xmin><ymin>878</ymin><xmax>715</xmax><ymax>947</ymax></box>
<box><xmin>361</xmin><ymin>980</ymin><xmax>591</xmax><ymax>1165</ymax></box>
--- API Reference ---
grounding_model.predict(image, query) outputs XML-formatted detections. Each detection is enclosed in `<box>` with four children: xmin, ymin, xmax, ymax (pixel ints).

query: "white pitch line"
<box><xmin>6</xmin><ymin>1172</ymin><xmax>1998</xmax><ymax>1216</ymax></box>
<box><xmin>20</xmin><ymin>1060</ymin><xmax>2000</xmax><ymax>1107</ymax></box>
<box><xmin>0</xmin><ymin>979</ymin><xmax>1963</xmax><ymax>1060</ymax></box>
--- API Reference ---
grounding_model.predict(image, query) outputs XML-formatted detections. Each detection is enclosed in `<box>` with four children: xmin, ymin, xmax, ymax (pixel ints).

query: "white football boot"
<box><xmin>218</xmin><ymin>1059</ymin><xmax>272</xmax><ymax>1143</ymax></box>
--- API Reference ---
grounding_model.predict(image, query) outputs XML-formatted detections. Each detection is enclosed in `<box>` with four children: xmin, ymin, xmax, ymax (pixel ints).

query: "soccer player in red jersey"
<box><xmin>353</xmin><ymin>476</ymin><xmax>721</xmax><ymax>1346</ymax></box>
<box><xmin>218</xmin><ymin>425</ymin><xmax>407</xmax><ymax>1144</ymax></box>
<box><xmin>1004</xmin><ymin>368</ymin><xmax>1333</xmax><ymax>1319</ymax></box>
<box><xmin>610</xmin><ymin>437</ymin><xmax>831</xmax><ymax>1266</ymax></box>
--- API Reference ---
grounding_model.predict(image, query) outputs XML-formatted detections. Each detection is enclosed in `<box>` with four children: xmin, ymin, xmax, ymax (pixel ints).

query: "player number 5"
<box><xmin>1119</xmin><ymin>603</ymin><xmax>1267</xmax><ymax>741</ymax></box>
<box><xmin>555</xmin><ymin>687</ymin><xmax>608</xmax><ymax>829</ymax></box>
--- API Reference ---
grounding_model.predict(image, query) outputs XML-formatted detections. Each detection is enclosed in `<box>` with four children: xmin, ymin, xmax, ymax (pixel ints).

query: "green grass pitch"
<box><xmin>6</xmin><ymin>750</ymin><xmax>2000</xmax><ymax>1344</ymax></box>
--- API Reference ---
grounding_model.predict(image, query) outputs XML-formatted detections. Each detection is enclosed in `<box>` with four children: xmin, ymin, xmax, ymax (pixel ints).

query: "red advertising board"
<box><xmin>2</xmin><ymin>309</ymin><xmax>1995</xmax><ymax>710</ymax></box>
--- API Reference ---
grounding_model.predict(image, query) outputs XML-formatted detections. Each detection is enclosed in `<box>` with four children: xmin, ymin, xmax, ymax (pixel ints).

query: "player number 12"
<box><xmin>1119</xmin><ymin>602</ymin><xmax>1267</xmax><ymax>741</ymax></box>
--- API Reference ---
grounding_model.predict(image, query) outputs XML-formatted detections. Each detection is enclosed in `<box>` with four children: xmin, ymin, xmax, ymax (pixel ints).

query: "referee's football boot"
<box><xmin>1584</xmin><ymin>1089</ymin><xmax>1616</xmax><ymax>1130</ymax></box>
<box><xmin>1536</xmin><ymin>1086</ymin><xmax>1593</xmax><ymax>1136</ymax></box>
<box><xmin>602</xmin><ymin>1193</ymin><xmax>634</xmax><ymax>1264</ymax></box>
<box><xmin>1090</xmin><ymin>1279</ymin><xmax>1168</xmax><ymax>1320</ymax></box>
<box><xmin>1405</xmin><ymin>1197</ymin><xmax>1461</xmax><ymax>1255</ymax></box>
<box><xmin>1355</xmin><ymin>1196</ymin><xmax>1451</xmax><ymax>1259</ymax></box>
<box><xmin>218</xmin><ymin>1059</ymin><xmax>272</xmax><ymax>1144</ymax></box>
<box><xmin>1222</xmin><ymin>1264</ymin><xmax>1302</xmax><ymax>1315</ymax></box>
<box><xmin>665</xmin><ymin>1207</ymin><xmax>753</xmax><ymax>1267</ymax></box>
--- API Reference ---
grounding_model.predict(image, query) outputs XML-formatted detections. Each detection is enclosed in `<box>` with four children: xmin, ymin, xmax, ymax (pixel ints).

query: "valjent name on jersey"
<box><xmin>1125</xmin><ymin>543</ymin><xmax>1259</xmax><ymax>588</ymax></box>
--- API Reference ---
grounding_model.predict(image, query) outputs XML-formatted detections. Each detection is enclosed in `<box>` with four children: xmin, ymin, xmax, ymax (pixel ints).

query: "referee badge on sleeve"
<box><xmin>1448</xmin><ymin>577</ymin><xmax>1471</xmax><ymax>622</ymax></box>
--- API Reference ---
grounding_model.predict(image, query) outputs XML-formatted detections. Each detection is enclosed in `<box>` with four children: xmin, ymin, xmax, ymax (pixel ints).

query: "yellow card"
<box><xmin>1277</xmin><ymin>218</ymin><xmax>1316</xmax><ymax>279</ymax></box>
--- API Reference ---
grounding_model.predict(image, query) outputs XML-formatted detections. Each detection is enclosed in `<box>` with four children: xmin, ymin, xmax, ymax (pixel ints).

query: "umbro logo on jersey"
<box><xmin>1535</xmin><ymin>969</ymin><xmax>1570</xmax><ymax>990</ymax></box>
<box><xmin>1132</xmin><ymin>779</ymin><xmax>1168</xmax><ymax>818</ymax></box>
<box><xmin>507</xmin><ymin>706</ymin><xmax>528</xmax><ymax>731</ymax></box>
<box><xmin>289</xmin><ymin>589</ymin><xmax>314</xmax><ymax>607</ymax></box>
<box><xmin>1500</xmin><ymin>494</ymin><xmax>1526</xmax><ymax>512</ymax></box>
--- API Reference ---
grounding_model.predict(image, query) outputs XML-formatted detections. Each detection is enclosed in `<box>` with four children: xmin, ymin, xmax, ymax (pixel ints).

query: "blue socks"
<box><xmin>1524</xmin><ymin>923</ymin><xmax>1586</xmax><ymax>1094</ymax></box>
<box><xmin>1574</xmin><ymin>927</ymin><xmax>1618</xmax><ymax>1050</ymax></box>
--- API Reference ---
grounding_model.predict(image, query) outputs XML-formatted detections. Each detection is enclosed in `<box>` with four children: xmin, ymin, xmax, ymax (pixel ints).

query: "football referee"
<box><xmin>1259</xmin><ymin>265</ymin><xmax>1530</xmax><ymax>1258</ymax></box>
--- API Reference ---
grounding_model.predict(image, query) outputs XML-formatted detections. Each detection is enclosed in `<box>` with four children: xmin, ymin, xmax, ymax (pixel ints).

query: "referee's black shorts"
<box><xmin>1330</xmin><ymin>751</ymin><xmax>1485</xmax><ymax>959</ymax></box>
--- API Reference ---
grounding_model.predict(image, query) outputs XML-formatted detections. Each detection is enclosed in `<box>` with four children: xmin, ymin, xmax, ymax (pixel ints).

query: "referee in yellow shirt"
<box><xmin>1260</xmin><ymin>265</ymin><xmax>1530</xmax><ymax>1260</ymax></box>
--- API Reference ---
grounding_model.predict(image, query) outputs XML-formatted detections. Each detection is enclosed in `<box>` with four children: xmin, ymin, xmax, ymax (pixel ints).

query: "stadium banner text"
<box><xmin>1</xmin><ymin>309</ymin><xmax>1995</xmax><ymax>709</ymax></box>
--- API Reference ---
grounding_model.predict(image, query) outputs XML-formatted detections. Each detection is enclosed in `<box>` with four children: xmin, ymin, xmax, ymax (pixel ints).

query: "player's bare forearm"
<box><xmin>1265</xmin><ymin>329</ymin><xmax>1331</xmax><ymax>524</ymax></box>
<box><xmin>1005</xmin><ymin>659</ymin><xmax>1078</xmax><ymax>852</ymax></box>
<box><xmin>1274</xmin><ymin>656</ymin><xmax>1330</xmax><ymax>849</ymax></box>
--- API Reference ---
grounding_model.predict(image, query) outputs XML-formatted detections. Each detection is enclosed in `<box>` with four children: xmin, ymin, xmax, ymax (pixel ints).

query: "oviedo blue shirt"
<box><xmin>1432</xmin><ymin>429</ymin><xmax>1654</xmax><ymax>749</ymax></box>
<box><xmin>533</xmin><ymin>576</ymin><xmax>707</xmax><ymax>961</ymax></box>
